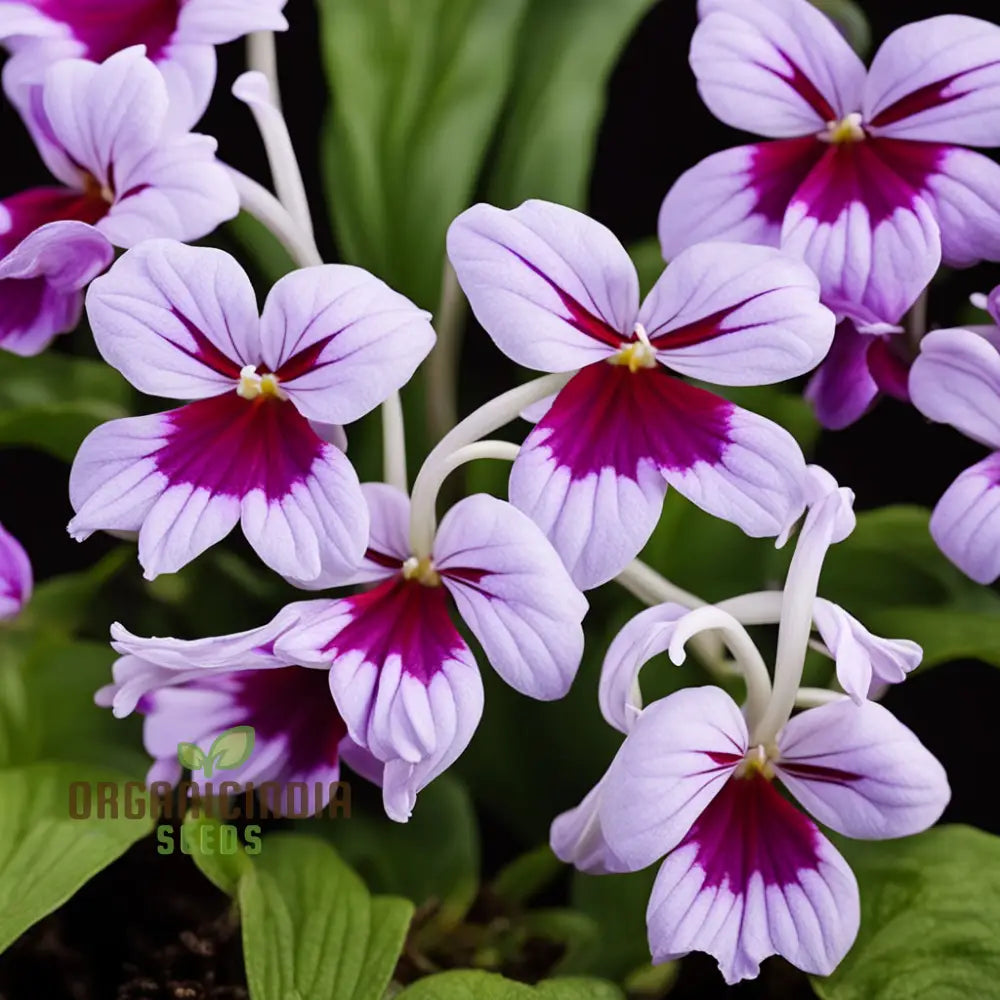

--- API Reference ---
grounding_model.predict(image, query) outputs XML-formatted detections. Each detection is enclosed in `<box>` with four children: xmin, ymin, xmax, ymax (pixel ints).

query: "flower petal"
<box><xmin>864</xmin><ymin>15</ymin><xmax>1000</xmax><ymax>146</ymax></box>
<box><xmin>258</xmin><ymin>264</ymin><xmax>435</xmax><ymax>425</ymax></box>
<box><xmin>910</xmin><ymin>327</ymin><xmax>1000</xmax><ymax>450</ymax></box>
<box><xmin>781</xmin><ymin>140</ymin><xmax>942</xmax><ymax>323</ymax></box>
<box><xmin>777</xmin><ymin>699</ymin><xmax>950</xmax><ymax>839</ymax></box>
<box><xmin>551</xmin><ymin>771</ymin><xmax>632</xmax><ymax>875</ymax></box>
<box><xmin>176</xmin><ymin>0</ymin><xmax>289</xmax><ymax>43</ymax></box>
<box><xmin>435</xmin><ymin>493</ymin><xmax>588</xmax><ymax>700</ymax></box>
<box><xmin>0</xmin><ymin>521</ymin><xmax>31</xmax><ymax>620</ymax></box>
<box><xmin>692</xmin><ymin>0</ymin><xmax>867</xmax><ymax>138</ymax></box>
<box><xmin>600</xmin><ymin>686</ymin><xmax>747</xmax><ymax>871</ymax></box>
<box><xmin>639</xmin><ymin>241</ymin><xmax>834</xmax><ymax>385</ymax></box>
<box><xmin>599</xmin><ymin>603</ymin><xmax>689</xmax><ymax>735</ymax></box>
<box><xmin>353</xmin><ymin>482</ymin><xmax>410</xmax><ymax>581</ymax></box>
<box><xmin>645</xmin><ymin>772</ymin><xmax>858</xmax><ymax>983</ymax></box>
<box><xmin>805</xmin><ymin>319</ymin><xmax>880</xmax><ymax>430</ymax></box>
<box><xmin>658</xmin><ymin>139</ymin><xmax>825</xmax><ymax>260</ymax></box>
<box><xmin>447</xmin><ymin>200</ymin><xmax>636</xmax><ymax>371</ymax></box>
<box><xmin>811</xmin><ymin>598</ymin><xmax>922</xmax><ymax>704</ymax></box>
<box><xmin>86</xmin><ymin>240</ymin><xmax>259</xmax><ymax>399</ymax></box>
<box><xmin>929</xmin><ymin>454</ymin><xmax>1000</xmax><ymax>585</ymax></box>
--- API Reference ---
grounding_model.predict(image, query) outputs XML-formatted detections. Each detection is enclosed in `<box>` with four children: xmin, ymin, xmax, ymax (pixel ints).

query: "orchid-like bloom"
<box><xmin>553</xmin><ymin>476</ymin><xmax>948</xmax><ymax>983</ymax></box>
<box><xmin>272</xmin><ymin>484</ymin><xmax>588</xmax><ymax>822</ymax></box>
<box><xmin>68</xmin><ymin>240</ymin><xmax>435</xmax><ymax>583</ymax></box>
<box><xmin>0</xmin><ymin>521</ymin><xmax>32</xmax><ymax>620</ymax></box>
<box><xmin>910</xmin><ymin>290</ymin><xmax>1000</xmax><ymax>583</ymax></box>
<box><xmin>448</xmin><ymin>200</ymin><xmax>835</xmax><ymax>589</ymax></box>
<box><xmin>99</xmin><ymin>622</ymin><xmax>374</xmax><ymax>814</ymax></box>
<box><xmin>0</xmin><ymin>48</ymin><xmax>238</xmax><ymax>355</ymax></box>
<box><xmin>659</xmin><ymin>0</ymin><xmax>1000</xmax><ymax>326</ymax></box>
<box><xmin>0</xmin><ymin>0</ymin><xmax>288</xmax><ymax>130</ymax></box>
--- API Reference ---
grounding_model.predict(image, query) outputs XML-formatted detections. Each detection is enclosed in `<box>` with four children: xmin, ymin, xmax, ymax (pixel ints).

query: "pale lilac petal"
<box><xmin>601</xmin><ymin>687</ymin><xmax>747</xmax><ymax>871</ymax></box>
<box><xmin>864</xmin><ymin>15</ymin><xmax>1000</xmax><ymax>145</ymax></box>
<box><xmin>0</xmin><ymin>3</ymin><xmax>64</xmax><ymax>40</ymax></box>
<box><xmin>658</xmin><ymin>140</ymin><xmax>824</xmax><ymax>260</ymax></box>
<box><xmin>599</xmin><ymin>603</ymin><xmax>689</xmax><ymax>734</ymax></box>
<box><xmin>98</xmin><ymin>132</ymin><xmax>239</xmax><ymax>247</ymax></box>
<box><xmin>86</xmin><ymin>240</ymin><xmax>259</xmax><ymax>399</ymax></box>
<box><xmin>241</xmin><ymin>443</ymin><xmax>368</xmax><ymax>587</ymax></box>
<box><xmin>639</xmin><ymin>241</ymin><xmax>834</xmax><ymax>385</ymax></box>
<box><xmin>777</xmin><ymin>699</ymin><xmax>950</xmax><ymax>839</ymax></box>
<box><xmin>447</xmin><ymin>200</ymin><xmax>637</xmax><ymax>371</ymax></box>
<box><xmin>351</xmin><ymin>482</ymin><xmax>411</xmax><ymax>583</ymax></box>
<box><xmin>920</xmin><ymin>148</ymin><xmax>1000</xmax><ymax>269</ymax></box>
<box><xmin>258</xmin><ymin>265</ymin><xmax>435</xmax><ymax>425</ymax></box>
<box><xmin>0</xmin><ymin>522</ymin><xmax>31</xmax><ymax>620</ymax></box>
<box><xmin>929</xmin><ymin>454</ymin><xmax>1000</xmax><ymax>585</ymax></box>
<box><xmin>176</xmin><ymin>0</ymin><xmax>288</xmax><ymax>42</ymax></box>
<box><xmin>811</xmin><ymin>598</ymin><xmax>922</xmax><ymax>704</ymax></box>
<box><xmin>910</xmin><ymin>327</ymin><xmax>1000</xmax><ymax>449</ymax></box>
<box><xmin>550</xmin><ymin>772</ymin><xmax>631</xmax><ymax>875</ymax></box>
<box><xmin>435</xmin><ymin>494</ymin><xmax>588</xmax><ymax>700</ymax></box>
<box><xmin>692</xmin><ymin>0</ymin><xmax>867</xmax><ymax>138</ymax></box>
<box><xmin>646</xmin><ymin>774</ymin><xmax>858</xmax><ymax>983</ymax></box>
<box><xmin>152</xmin><ymin>41</ymin><xmax>216</xmax><ymax>132</ymax></box>
<box><xmin>781</xmin><ymin>140</ymin><xmax>942</xmax><ymax>323</ymax></box>
<box><xmin>989</xmin><ymin>287</ymin><xmax>1000</xmax><ymax>328</ymax></box>
<box><xmin>805</xmin><ymin>319</ymin><xmax>880</xmax><ymax>430</ymax></box>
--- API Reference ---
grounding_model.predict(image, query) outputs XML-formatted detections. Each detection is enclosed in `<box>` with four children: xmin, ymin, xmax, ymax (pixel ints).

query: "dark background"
<box><xmin>1</xmin><ymin>1</ymin><xmax>999</xmax><ymax>995</ymax></box>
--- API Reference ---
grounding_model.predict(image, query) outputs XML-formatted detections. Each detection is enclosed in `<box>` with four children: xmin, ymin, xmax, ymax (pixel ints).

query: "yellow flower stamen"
<box><xmin>608</xmin><ymin>321</ymin><xmax>657</xmax><ymax>373</ymax></box>
<box><xmin>237</xmin><ymin>364</ymin><xmax>287</xmax><ymax>401</ymax></box>
<box><xmin>821</xmin><ymin>112</ymin><xmax>865</xmax><ymax>144</ymax></box>
<box><xmin>401</xmin><ymin>555</ymin><xmax>442</xmax><ymax>587</ymax></box>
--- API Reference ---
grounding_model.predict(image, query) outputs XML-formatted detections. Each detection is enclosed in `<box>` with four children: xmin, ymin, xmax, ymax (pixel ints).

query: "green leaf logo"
<box><xmin>177</xmin><ymin>726</ymin><xmax>255</xmax><ymax>777</ymax></box>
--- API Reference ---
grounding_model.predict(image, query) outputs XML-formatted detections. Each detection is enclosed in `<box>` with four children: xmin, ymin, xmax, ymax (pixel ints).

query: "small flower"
<box><xmin>0</xmin><ymin>47</ymin><xmax>239</xmax><ymax>355</ymax></box>
<box><xmin>0</xmin><ymin>0</ymin><xmax>288</xmax><ymax>130</ymax></box>
<box><xmin>67</xmin><ymin>240</ymin><xmax>436</xmax><ymax>583</ymax></box>
<box><xmin>100</xmin><ymin>621</ymin><xmax>371</xmax><ymax>814</ymax></box>
<box><xmin>910</xmin><ymin>301</ymin><xmax>1000</xmax><ymax>583</ymax></box>
<box><xmin>659</xmin><ymin>0</ymin><xmax>1000</xmax><ymax>325</ymax></box>
<box><xmin>0</xmin><ymin>521</ymin><xmax>32</xmax><ymax>620</ymax></box>
<box><xmin>273</xmin><ymin>483</ymin><xmax>588</xmax><ymax>821</ymax></box>
<box><xmin>448</xmin><ymin>199</ymin><xmax>834</xmax><ymax>589</ymax></box>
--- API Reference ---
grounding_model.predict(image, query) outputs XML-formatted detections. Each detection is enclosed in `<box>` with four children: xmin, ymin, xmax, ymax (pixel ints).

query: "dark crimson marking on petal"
<box><xmin>867</xmin><ymin>336</ymin><xmax>911</xmax><ymax>402</ymax></box>
<box><xmin>758</xmin><ymin>50</ymin><xmax>838</xmax><ymax>122</ymax></box>
<box><xmin>34</xmin><ymin>0</ymin><xmax>182</xmax><ymax>61</ymax></box>
<box><xmin>275</xmin><ymin>334</ymin><xmax>337</xmax><ymax>382</ymax></box>
<box><xmin>778</xmin><ymin>761</ymin><xmax>862</xmax><ymax>786</ymax></box>
<box><xmin>794</xmin><ymin>138</ymin><xmax>944</xmax><ymax>226</ymax></box>
<box><xmin>324</xmin><ymin>575</ymin><xmax>466</xmax><ymax>684</ymax></box>
<box><xmin>115</xmin><ymin>182</ymin><xmax>152</xmax><ymax>203</ymax></box>
<box><xmin>870</xmin><ymin>62</ymin><xmax>1000</xmax><ymax>129</ymax></box>
<box><xmin>678</xmin><ymin>773</ymin><xmax>822</xmax><ymax>890</ymax></box>
<box><xmin>439</xmin><ymin>566</ymin><xmax>491</xmax><ymax>594</ymax></box>
<box><xmin>168</xmin><ymin>308</ymin><xmax>244</xmax><ymax>379</ymax></box>
<box><xmin>534</xmin><ymin>363</ymin><xmax>732</xmax><ymax>480</ymax></box>
<box><xmin>705</xmin><ymin>750</ymin><xmax>745</xmax><ymax>767</ymax></box>
<box><xmin>155</xmin><ymin>393</ymin><xmax>326</xmax><ymax>501</ymax></box>
<box><xmin>649</xmin><ymin>290</ymin><xmax>776</xmax><ymax>350</ymax></box>
<box><xmin>365</xmin><ymin>548</ymin><xmax>404</xmax><ymax>571</ymax></box>
<box><xmin>499</xmin><ymin>243</ymin><xmax>626</xmax><ymax>349</ymax></box>
<box><xmin>749</xmin><ymin>137</ymin><xmax>827</xmax><ymax>226</ymax></box>
<box><xmin>0</xmin><ymin>186</ymin><xmax>108</xmax><ymax>257</ymax></box>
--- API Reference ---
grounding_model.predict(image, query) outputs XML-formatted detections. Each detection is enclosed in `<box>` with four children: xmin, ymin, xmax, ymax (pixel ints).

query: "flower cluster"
<box><xmin>1</xmin><ymin>0</ymin><xmax>997</xmax><ymax>986</ymax></box>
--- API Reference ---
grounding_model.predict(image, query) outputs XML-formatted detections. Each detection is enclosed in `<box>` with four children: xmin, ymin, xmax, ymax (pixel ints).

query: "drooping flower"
<box><xmin>100</xmin><ymin>621</ymin><xmax>374</xmax><ymax>814</ymax></box>
<box><xmin>910</xmin><ymin>296</ymin><xmax>1000</xmax><ymax>583</ymax></box>
<box><xmin>68</xmin><ymin>240</ymin><xmax>436</xmax><ymax>583</ymax></box>
<box><xmin>272</xmin><ymin>483</ymin><xmax>588</xmax><ymax>821</ymax></box>
<box><xmin>659</xmin><ymin>0</ymin><xmax>1000</xmax><ymax>326</ymax></box>
<box><xmin>553</xmin><ymin>477</ymin><xmax>947</xmax><ymax>982</ymax></box>
<box><xmin>0</xmin><ymin>0</ymin><xmax>288</xmax><ymax>130</ymax></box>
<box><xmin>0</xmin><ymin>47</ymin><xmax>238</xmax><ymax>355</ymax></box>
<box><xmin>0</xmin><ymin>521</ymin><xmax>32</xmax><ymax>620</ymax></box>
<box><xmin>448</xmin><ymin>199</ymin><xmax>835</xmax><ymax>589</ymax></box>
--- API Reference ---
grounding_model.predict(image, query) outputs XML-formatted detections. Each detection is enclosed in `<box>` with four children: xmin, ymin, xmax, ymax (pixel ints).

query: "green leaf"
<box><xmin>863</xmin><ymin>607</ymin><xmax>1000</xmax><ymax>670</ymax></box>
<box><xmin>487</xmin><ymin>0</ymin><xmax>656</xmax><ymax>209</ymax></box>
<box><xmin>183</xmin><ymin>814</ymin><xmax>253</xmax><ymax>897</ymax></box>
<box><xmin>535</xmin><ymin>980</ymin><xmax>625</xmax><ymax>1000</ymax></box>
<box><xmin>810</xmin><ymin>0</ymin><xmax>871</xmax><ymax>56</ymax></box>
<box><xmin>491</xmin><ymin>844</ymin><xmax>563</xmax><ymax>907</ymax></box>
<box><xmin>629</xmin><ymin>238</ymin><xmax>665</xmax><ymax>297</ymax></box>
<box><xmin>395</xmin><ymin>971</ymin><xmax>623</xmax><ymax>999</ymax></box>
<box><xmin>238</xmin><ymin>834</ymin><xmax>413</xmax><ymax>1000</ymax></box>
<box><xmin>221</xmin><ymin>210</ymin><xmax>296</xmax><ymax>285</ymax></box>
<box><xmin>814</xmin><ymin>826</ymin><xmax>1000</xmax><ymax>1000</ymax></box>
<box><xmin>0</xmin><ymin>351</ymin><xmax>131</xmax><ymax>461</ymax></box>
<box><xmin>317</xmin><ymin>0</ymin><xmax>530</xmax><ymax>307</ymax></box>
<box><xmin>206</xmin><ymin>725</ymin><xmax>256</xmax><ymax>775</ymax></box>
<box><xmin>0</xmin><ymin>761</ymin><xmax>153</xmax><ymax>952</ymax></box>
<box><xmin>177</xmin><ymin>742</ymin><xmax>206</xmax><ymax>771</ymax></box>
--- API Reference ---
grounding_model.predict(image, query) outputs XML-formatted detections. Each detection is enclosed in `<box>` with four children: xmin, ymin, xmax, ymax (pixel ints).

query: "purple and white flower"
<box><xmin>67</xmin><ymin>240</ymin><xmax>436</xmax><ymax>583</ymax></box>
<box><xmin>0</xmin><ymin>47</ymin><xmax>238</xmax><ymax>355</ymax></box>
<box><xmin>448</xmin><ymin>199</ymin><xmax>835</xmax><ymax>590</ymax></box>
<box><xmin>272</xmin><ymin>484</ymin><xmax>588</xmax><ymax>821</ymax></box>
<box><xmin>0</xmin><ymin>0</ymin><xmax>288</xmax><ymax>130</ymax></box>
<box><xmin>910</xmin><ymin>293</ymin><xmax>1000</xmax><ymax>583</ymax></box>
<box><xmin>659</xmin><ymin>0</ymin><xmax>1000</xmax><ymax>325</ymax></box>
<box><xmin>0</xmin><ymin>521</ymin><xmax>32</xmax><ymax>620</ymax></box>
<box><xmin>100</xmin><ymin>620</ymin><xmax>372</xmax><ymax>814</ymax></box>
<box><xmin>553</xmin><ymin>476</ymin><xmax>947</xmax><ymax>982</ymax></box>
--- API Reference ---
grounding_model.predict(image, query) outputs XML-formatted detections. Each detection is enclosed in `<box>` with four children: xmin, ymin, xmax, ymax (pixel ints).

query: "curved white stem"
<box><xmin>668</xmin><ymin>606</ymin><xmax>772</xmax><ymax>730</ymax></box>
<box><xmin>228</xmin><ymin>167</ymin><xmax>322</xmax><ymax>268</ymax></box>
<box><xmin>247</xmin><ymin>31</ymin><xmax>281</xmax><ymax>106</ymax></box>
<box><xmin>382</xmin><ymin>391</ymin><xmax>408</xmax><ymax>493</ymax></box>
<box><xmin>409</xmin><ymin>372</ymin><xmax>573</xmax><ymax>556</ymax></box>
<box><xmin>794</xmin><ymin>687</ymin><xmax>848</xmax><ymax>708</ymax></box>
<box><xmin>615</xmin><ymin>559</ymin><xmax>704</xmax><ymax>610</ymax></box>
